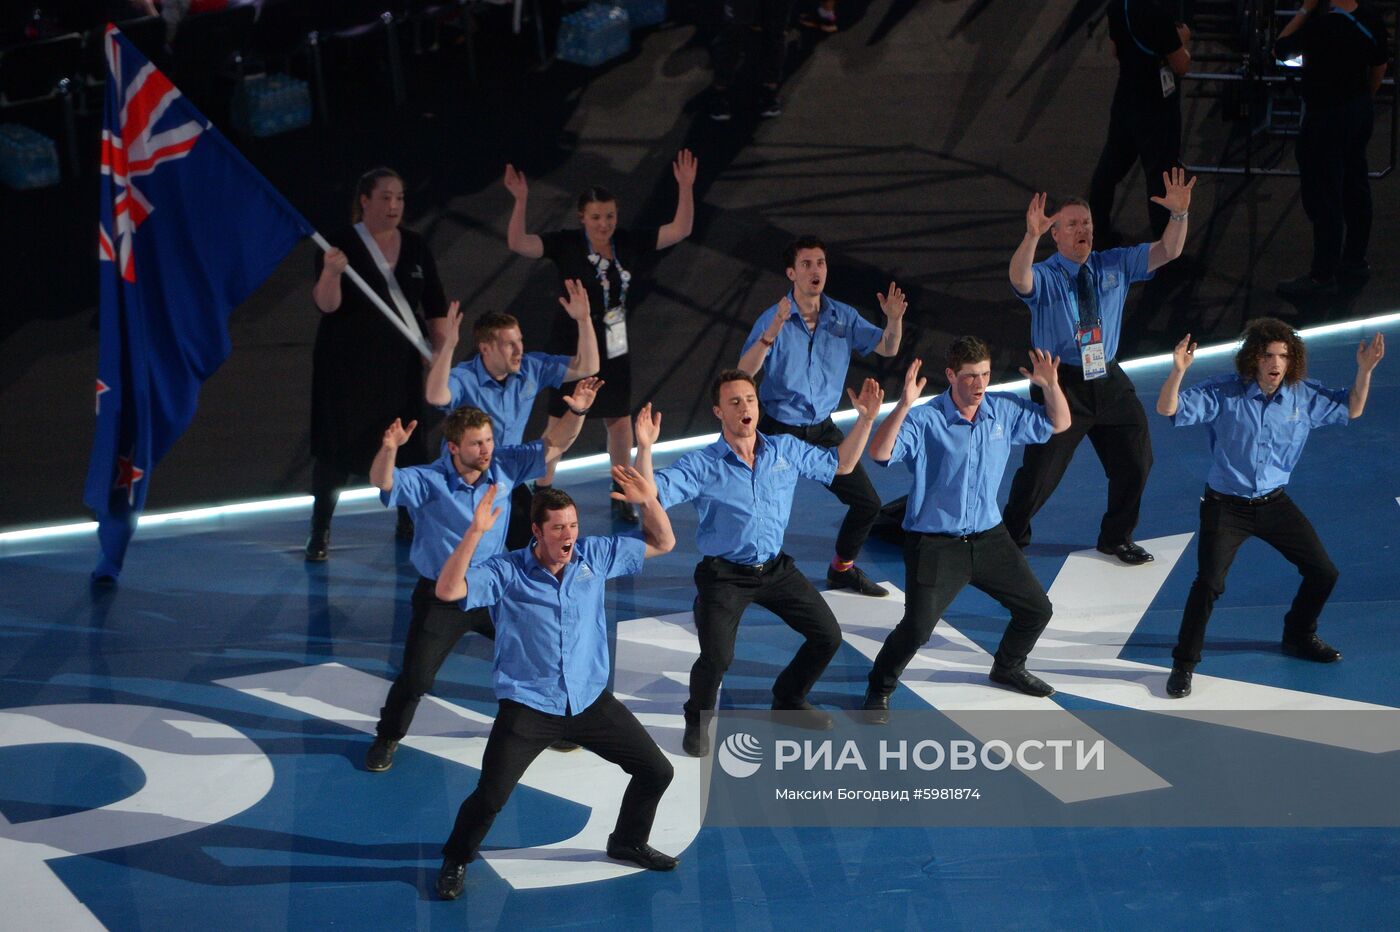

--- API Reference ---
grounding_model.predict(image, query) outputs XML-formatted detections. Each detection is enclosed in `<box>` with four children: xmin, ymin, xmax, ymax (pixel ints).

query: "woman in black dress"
<box><xmin>502</xmin><ymin>150</ymin><xmax>696</xmax><ymax>521</ymax></box>
<box><xmin>306</xmin><ymin>167</ymin><xmax>451</xmax><ymax>560</ymax></box>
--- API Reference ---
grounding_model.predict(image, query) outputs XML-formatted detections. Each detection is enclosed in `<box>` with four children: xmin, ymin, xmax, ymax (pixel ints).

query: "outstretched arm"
<box><xmin>434</xmin><ymin>485</ymin><xmax>501</xmax><ymax>602</ymax></box>
<box><xmin>631</xmin><ymin>403</ymin><xmax>661</xmax><ymax>483</ymax></box>
<box><xmin>835</xmin><ymin>379</ymin><xmax>885</xmax><ymax>474</ymax></box>
<box><xmin>874</xmin><ymin>282</ymin><xmax>907</xmax><ymax>357</ymax></box>
<box><xmin>1020</xmin><ymin>349</ymin><xmax>1071</xmax><ymax>434</ymax></box>
<box><xmin>541</xmin><ymin>377</ymin><xmax>603</xmax><ymax>465</ymax></box>
<box><xmin>870</xmin><ymin>360</ymin><xmax>926</xmax><ymax>462</ymax></box>
<box><xmin>612</xmin><ymin>465</ymin><xmax>675</xmax><ymax>558</ymax></box>
<box><xmin>1010</xmin><ymin>193</ymin><xmax>1055</xmax><ymax>296</ymax></box>
<box><xmin>559</xmin><ymin>279</ymin><xmax>600</xmax><ymax>379</ymax></box>
<box><xmin>370</xmin><ymin>418</ymin><xmax>418</xmax><ymax>492</ymax></box>
<box><xmin>424</xmin><ymin>301</ymin><xmax>463</xmax><ymax>406</ymax></box>
<box><xmin>656</xmin><ymin>149</ymin><xmax>697</xmax><ymax>250</ymax></box>
<box><xmin>504</xmin><ymin>164</ymin><xmax>545</xmax><ymax>259</ymax></box>
<box><xmin>1156</xmin><ymin>333</ymin><xmax>1197</xmax><ymax>416</ymax></box>
<box><xmin>1350</xmin><ymin>333</ymin><xmax>1385</xmax><ymax>419</ymax></box>
<box><xmin>1147</xmin><ymin>168</ymin><xmax>1196</xmax><ymax>272</ymax></box>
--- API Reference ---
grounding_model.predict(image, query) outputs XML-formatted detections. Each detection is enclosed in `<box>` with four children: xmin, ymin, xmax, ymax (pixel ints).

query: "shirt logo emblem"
<box><xmin>773</xmin><ymin>457</ymin><xmax>790</xmax><ymax>471</ymax></box>
<box><xmin>1104</xmin><ymin>272</ymin><xmax>1118</xmax><ymax>288</ymax></box>
<box><xmin>410</xmin><ymin>265</ymin><xmax>424</xmax><ymax>279</ymax></box>
<box><xmin>991</xmin><ymin>423</ymin><xmax>1005</xmax><ymax>439</ymax></box>
<box><xmin>576</xmin><ymin>563</ymin><xmax>594</xmax><ymax>580</ymax></box>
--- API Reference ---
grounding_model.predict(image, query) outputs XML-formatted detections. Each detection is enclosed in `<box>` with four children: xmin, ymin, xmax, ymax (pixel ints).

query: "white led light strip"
<box><xmin>5</xmin><ymin>311</ymin><xmax>1398</xmax><ymax>546</ymax></box>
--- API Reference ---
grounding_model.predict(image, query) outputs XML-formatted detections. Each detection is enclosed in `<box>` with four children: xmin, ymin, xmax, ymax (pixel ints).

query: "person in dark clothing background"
<box><xmin>1275</xmin><ymin>0</ymin><xmax>1391</xmax><ymax>296</ymax></box>
<box><xmin>1089</xmin><ymin>0</ymin><xmax>1192</xmax><ymax>244</ymax></box>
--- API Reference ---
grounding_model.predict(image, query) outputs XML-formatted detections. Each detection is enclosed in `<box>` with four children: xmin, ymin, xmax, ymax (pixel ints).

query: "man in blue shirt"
<box><xmin>1004</xmin><ymin>171</ymin><xmax>1194</xmax><ymax>565</ymax></box>
<box><xmin>739</xmin><ymin>235</ymin><xmax>907</xmax><ymax>598</ymax></box>
<box><xmin>645</xmin><ymin>369</ymin><xmax>884</xmax><ymax>756</ymax></box>
<box><xmin>361</xmin><ymin>379</ymin><xmax>598</xmax><ymax>772</ymax></box>
<box><xmin>861</xmin><ymin>338</ymin><xmax>1071</xmax><ymax>720</ymax></box>
<box><xmin>430</xmin><ymin>466</ymin><xmax>678</xmax><ymax>900</ymax></box>
<box><xmin>1155</xmin><ymin>318</ymin><xmax>1385</xmax><ymax>697</ymax></box>
<box><xmin>424</xmin><ymin>279</ymin><xmax>600</xmax><ymax>546</ymax></box>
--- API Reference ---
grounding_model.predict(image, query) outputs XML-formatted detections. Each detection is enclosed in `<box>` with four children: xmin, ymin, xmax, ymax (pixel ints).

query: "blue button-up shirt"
<box><xmin>656</xmin><ymin>433</ymin><xmax>837</xmax><ymax>563</ymax></box>
<box><xmin>1014</xmin><ymin>245</ymin><xmax>1153</xmax><ymax>365</ymax></box>
<box><xmin>878</xmin><ymin>391</ymin><xmax>1054</xmax><ymax>535</ymax></box>
<box><xmin>741</xmin><ymin>292</ymin><xmax>884</xmax><ymax>425</ymax></box>
<box><xmin>441</xmin><ymin>352</ymin><xmax>570</xmax><ymax>445</ymax></box>
<box><xmin>1172</xmin><ymin>374</ymin><xmax>1349</xmax><ymax>497</ymax></box>
<box><xmin>464</xmin><ymin>535</ymin><xmax>646</xmax><ymax>715</ymax></box>
<box><xmin>381</xmin><ymin>442</ymin><xmax>545</xmax><ymax>578</ymax></box>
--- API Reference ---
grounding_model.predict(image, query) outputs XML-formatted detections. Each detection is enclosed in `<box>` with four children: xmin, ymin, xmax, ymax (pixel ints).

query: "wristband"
<box><xmin>760</xmin><ymin>336</ymin><xmax>775</xmax><ymax>347</ymax></box>
<box><xmin>1169</xmin><ymin>210</ymin><xmax>1189</xmax><ymax>223</ymax></box>
<box><xmin>567</xmin><ymin>404</ymin><xmax>591</xmax><ymax>417</ymax></box>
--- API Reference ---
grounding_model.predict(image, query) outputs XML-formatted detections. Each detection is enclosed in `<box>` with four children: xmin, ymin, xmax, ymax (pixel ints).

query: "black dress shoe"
<box><xmin>861</xmin><ymin>689</ymin><xmax>890</xmax><ymax>725</ymax></box>
<box><xmin>682</xmin><ymin>717</ymin><xmax>710</xmax><ymax>757</ymax></box>
<box><xmin>1276</xmin><ymin>273</ymin><xmax>1339</xmax><ymax>297</ymax></box>
<box><xmin>606</xmin><ymin>834</ymin><xmax>679</xmax><ymax>871</ymax></box>
<box><xmin>826</xmin><ymin>564</ymin><xmax>889</xmax><ymax>597</ymax></box>
<box><xmin>1096</xmin><ymin>541</ymin><xmax>1154</xmax><ymax>566</ymax></box>
<box><xmin>1281</xmin><ymin>634</ymin><xmax>1342</xmax><ymax>663</ymax></box>
<box><xmin>549</xmin><ymin>740</ymin><xmax>581</xmax><ymax>752</ymax></box>
<box><xmin>436</xmin><ymin>858</ymin><xmax>466</xmax><ymax>900</ymax></box>
<box><xmin>1166</xmin><ymin>664</ymin><xmax>1194</xmax><ymax>698</ymax></box>
<box><xmin>771</xmin><ymin>699</ymin><xmax>834</xmax><ymax>730</ymax></box>
<box><xmin>988</xmin><ymin>664</ymin><xmax>1055</xmax><ymax>698</ymax></box>
<box><xmin>610</xmin><ymin>496</ymin><xmax>639</xmax><ymax>524</ymax></box>
<box><xmin>304</xmin><ymin>528</ymin><xmax>329</xmax><ymax>562</ymax></box>
<box><xmin>365</xmin><ymin>737</ymin><xmax>397</xmax><ymax>772</ymax></box>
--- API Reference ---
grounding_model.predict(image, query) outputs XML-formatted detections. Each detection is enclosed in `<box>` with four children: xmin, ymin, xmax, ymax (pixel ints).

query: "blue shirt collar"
<box><xmin>1242</xmin><ymin>376</ymin><xmax>1291</xmax><ymax>404</ymax></box>
<box><xmin>932</xmin><ymin>390</ymin><xmax>996</xmax><ymax>426</ymax></box>
<box><xmin>784</xmin><ymin>290</ymin><xmax>834</xmax><ymax>321</ymax></box>
<box><xmin>709</xmin><ymin>432</ymin><xmax>771</xmax><ymax>464</ymax></box>
<box><xmin>431</xmin><ymin>446</ymin><xmax>493</xmax><ymax>493</ymax></box>
<box><xmin>1046</xmin><ymin>250</ymin><xmax>1090</xmax><ymax>275</ymax></box>
<box><xmin>468</xmin><ymin>354</ymin><xmax>513</xmax><ymax>388</ymax></box>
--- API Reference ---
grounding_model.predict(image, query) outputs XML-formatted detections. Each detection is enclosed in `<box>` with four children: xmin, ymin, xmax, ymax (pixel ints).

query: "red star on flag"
<box><xmin>114</xmin><ymin>454</ymin><xmax>144</xmax><ymax>505</ymax></box>
<box><xmin>96</xmin><ymin>378</ymin><xmax>111</xmax><ymax>415</ymax></box>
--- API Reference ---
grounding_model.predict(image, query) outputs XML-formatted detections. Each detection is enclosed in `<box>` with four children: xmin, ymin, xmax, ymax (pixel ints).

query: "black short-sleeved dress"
<box><xmin>538</xmin><ymin>226</ymin><xmax>659</xmax><ymax>420</ymax></box>
<box><xmin>311</xmin><ymin>226</ymin><xmax>447</xmax><ymax>475</ymax></box>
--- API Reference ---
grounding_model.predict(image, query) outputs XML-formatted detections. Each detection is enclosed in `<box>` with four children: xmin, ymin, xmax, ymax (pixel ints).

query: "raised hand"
<box><xmin>439</xmin><ymin>300</ymin><xmax>463</xmax><ymax>351</ymax></box>
<box><xmin>876</xmin><ymin>281</ymin><xmax>907</xmax><ymax>322</ymax></box>
<box><xmin>1026</xmin><ymin>192</ymin><xmax>1057</xmax><ymax>238</ymax></box>
<box><xmin>1357</xmin><ymin>332</ymin><xmax>1386</xmax><ymax>372</ymax></box>
<box><xmin>901</xmin><ymin>358</ymin><xmax>927</xmax><ymax>405</ymax></box>
<box><xmin>634</xmin><ymin>402</ymin><xmax>662</xmax><ymax>447</ymax></box>
<box><xmin>847</xmin><ymin>378</ymin><xmax>886</xmax><ymax>420</ymax></box>
<box><xmin>673</xmin><ymin>148</ymin><xmax>698</xmax><ymax>187</ymax></box>
<box><xmin>503</xmin><ymin>163</ymin><xmax>529</xmax><ymax>201</ymax></box>
<box><xmin>763</xmin><ymin>295</ymin><xmax>791</xmax><ymax>343</ymax></box>
<box><xmin>610</xmin><ymin>465</ymin><xmax>657</xmax><ymax>504</ymax></box>
<box><xmin>559</xmin><ymin>278</ymin><xmax>592</xmax><ymax>321</ymax></box>
<box><xmin>1018</xmin><ymin>348</ymin><xmax>1062</xmax><ymax>388</ymax></box>
<box><xmin>381</xmin><ymin>417</ymin><xmax>417</xmax><ymax>449</ymax></box>
<box><xmin>1151</xmin><ymin>167</ymin><xmax>1196</xmax><ymax>214</ymax></box>
<box><xmin>563</xmin><ymin>376</ymin><xmax>603</xmax><ymax>412</ymax></box>
<box><xmin>470</xmin><ymin>484</ymin><xmax>502</xmax><ymax>533</ymax></box>
<box><xmin>1170</xmin><ymin>333</ymin><xmax>1197</xmax><ymax>372</ymax></box>
<box><xmin>323</xmin><ymin>247</ymin><xmax>349</xmax><ymax>276</ymax></box>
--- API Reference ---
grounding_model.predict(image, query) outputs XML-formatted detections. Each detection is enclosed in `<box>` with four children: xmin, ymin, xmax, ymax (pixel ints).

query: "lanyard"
<box><xmin>353</xmin><ymin>223</ymin><xmax>424</xmax><ymax>343</ymax></box>
<box><xmin>582</xmin><ymin>231</ymin><xmax>630</xmax><ymax>311</ymax></box>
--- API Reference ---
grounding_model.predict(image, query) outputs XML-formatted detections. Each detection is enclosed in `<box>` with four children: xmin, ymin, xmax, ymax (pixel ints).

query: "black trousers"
<box><xmin>1003</xmin><ymin>361</ymin><xmax>1153</xmax><ymax>550</ymax></box>
<box><xmin>375</xmin><ymin>577</ymin><xmax>496</xmax><ymax>742</ymax></box>
<box><xmin>442</xmin><ymin>691</ymin><xmax>674</xmax><ymax>861</ymax></box>
<box><xmin>759</xmin><ymin>413</ymin><xmax>881</xmax><ymax>562</ymax></box>
<box><xmin>1088</xmin><ymin>98</ymin><xmax>1182</xmax><ymax>239</ymax></box>
<box><xmin>867</xmin><ymin>525</ymin><xmax>1053</xmax><ymax>694</ymax></box>
<box><xmin>712</xmin><ymin>0</ymin><xmax>797</xmax><ymax>89</ymax></box>
<box><xmin>505</xmin><ymin>482</ymin><xmax>533</xmax><ymax>552</ymax></box>
<box><xmin>1297</xmin><ymin>95</ymin><xmax>1375</xmax><ymax>280</ymax></box>
<box><xmin>1172</xmin><ymin>489</ymin><xmax>1339</xmax><ymax>667</ymax></box>
<box><xmin>684</xmin><ymin>553</ymin><xmax>842</xmax><ymax>718</ymax></box>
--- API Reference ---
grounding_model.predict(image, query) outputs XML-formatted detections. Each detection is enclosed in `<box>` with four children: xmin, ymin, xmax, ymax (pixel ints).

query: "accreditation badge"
<box><xmin>1159</xmin><ymin>65</ymin><xmax>1175</xmax><ymax>98</ymax></box>
<box><xmin>1077</xmin><ymin>323</ymin><xmax>1108</xmax><ymax>380</ymax></box>
<box><xmin>603</xmin><ymin>306</ymin><xmax>628</xmax><ymax>359</ymax></box>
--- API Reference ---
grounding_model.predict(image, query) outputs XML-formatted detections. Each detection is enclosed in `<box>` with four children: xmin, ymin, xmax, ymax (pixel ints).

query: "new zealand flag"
<box><xmin>85</xmin><ymin>26</ymin><xmax>314</xmax><ymax>580</ymax></box>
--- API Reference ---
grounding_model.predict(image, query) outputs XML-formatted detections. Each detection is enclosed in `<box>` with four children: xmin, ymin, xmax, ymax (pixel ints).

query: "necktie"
<box><xmin>1076</xmin><ymin>264</ymin><xmax>1099</xmax><ymax>329</ymax></box>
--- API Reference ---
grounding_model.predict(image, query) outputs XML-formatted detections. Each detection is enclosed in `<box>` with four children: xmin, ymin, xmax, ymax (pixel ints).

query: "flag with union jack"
<box><xmin>85</xmin><ymin>26</ymin><xmax>314</xmax><ymax>580</ymax></box>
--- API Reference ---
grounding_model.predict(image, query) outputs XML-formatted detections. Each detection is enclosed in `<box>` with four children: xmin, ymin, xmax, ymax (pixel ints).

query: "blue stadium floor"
<box><xmin>3</xmin><ymin>318</ymin><xmax>1399</xmax><ymax>930</ymax></box>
